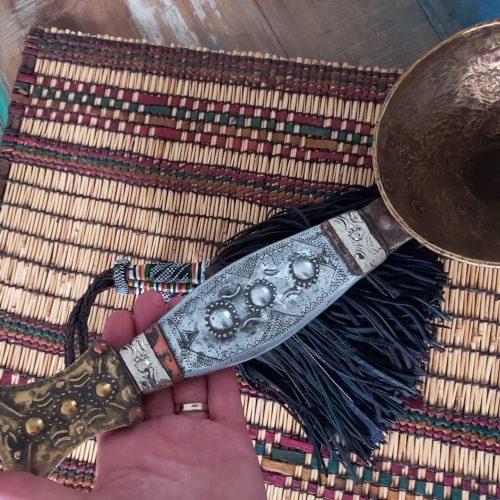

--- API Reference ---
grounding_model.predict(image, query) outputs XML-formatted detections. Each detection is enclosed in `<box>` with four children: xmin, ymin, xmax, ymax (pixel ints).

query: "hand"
<box><xmin>0</xmin><ymin>291</ymin><xmax>266</xmax><ymax>500</ymax></box>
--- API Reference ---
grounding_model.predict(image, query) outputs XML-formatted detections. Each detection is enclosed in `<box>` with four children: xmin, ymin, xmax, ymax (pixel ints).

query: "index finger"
<box><xmin>132</xmin><ymin>291</ymin><xmax>168</xmax><ymax>332</ymax></box>
<box><xmin>208</xmin><ymin>367</ymin><xmax>247</xmax><ymax>426</ymax></box>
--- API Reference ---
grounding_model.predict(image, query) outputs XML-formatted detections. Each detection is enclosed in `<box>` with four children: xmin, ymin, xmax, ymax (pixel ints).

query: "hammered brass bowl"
<box><xmin>374</xmin><ymin>21</ymin><xmax>500</xmax><ymax>266</ymax></box>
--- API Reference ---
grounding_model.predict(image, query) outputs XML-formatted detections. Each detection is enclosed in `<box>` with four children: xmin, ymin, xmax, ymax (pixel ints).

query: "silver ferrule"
<box><xmin>119</xmin><ymin>333</ymin><xmax>173</xmax><ymax>394</ymax></box>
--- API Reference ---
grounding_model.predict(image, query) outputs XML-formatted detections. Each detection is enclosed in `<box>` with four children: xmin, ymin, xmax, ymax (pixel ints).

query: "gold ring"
<box><xmin>174</xmin><ymin>402</ymin><xmax>209</xmax><ymax>414</ymax></box>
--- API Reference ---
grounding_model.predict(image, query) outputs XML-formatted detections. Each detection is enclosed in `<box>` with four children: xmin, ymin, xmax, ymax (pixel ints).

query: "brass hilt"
<box><xmin>0</xmin><ymin>341</ymin><xmax>143</xmax><ymax>477</ymax></box>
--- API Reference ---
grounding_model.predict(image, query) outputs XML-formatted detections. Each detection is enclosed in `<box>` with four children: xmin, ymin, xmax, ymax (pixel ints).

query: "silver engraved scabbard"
<box><xmin>123</xmin><ymin>198</ymin><xmax>411</xmax><ymax>386</ymax></box>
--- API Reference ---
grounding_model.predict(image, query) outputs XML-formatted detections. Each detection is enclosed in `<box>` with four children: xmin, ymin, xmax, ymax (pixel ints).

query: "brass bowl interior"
<box><xmin>374</xmin><ymin>21</ymin><xmax>500</xmax><ymax>266</ymax></box>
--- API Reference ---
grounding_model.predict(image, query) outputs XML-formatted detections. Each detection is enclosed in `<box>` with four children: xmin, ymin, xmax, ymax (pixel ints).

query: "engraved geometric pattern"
<box><xmin>159</xmin><ymin>222</ymin><xmax>366</xmax><ymax>378</ymax></box>
<box><xmin>149</xmin><ymin>262</ymin><xmax>194</xmax><ymax>284</ymax></box>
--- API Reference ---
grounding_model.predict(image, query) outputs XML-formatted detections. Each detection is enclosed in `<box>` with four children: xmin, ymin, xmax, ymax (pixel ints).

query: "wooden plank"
<box><xmin>417</xmin><ymin>0</ymin><xmax>500</xmax><ymax>39</ymax></box>
<box><xmin>254</xmin><ymin>0</ymin><xmax>441</xmax><ymax>68</ymax></box>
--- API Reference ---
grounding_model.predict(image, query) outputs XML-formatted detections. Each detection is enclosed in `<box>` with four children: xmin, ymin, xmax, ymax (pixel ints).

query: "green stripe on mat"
<box><xmin>0</xmin><ymin>318</ymin><xmax>65</xmax><ymax>342</ymax></box>
<box><xmin>253</xmin><ymin>442</ymin><xmax>498</xmax><ymax>499</ymax></box>
<box><xmin>27</xmin><ymin>85</ymin><xmax>374</xmax><ymax>145</ymax></box>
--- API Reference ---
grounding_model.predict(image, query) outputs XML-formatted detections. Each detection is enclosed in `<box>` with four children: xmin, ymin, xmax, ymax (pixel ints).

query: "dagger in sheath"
<box><xmin>0</xmin><ymin>198</ymin><xmax>410</xmax><ymax>477</ymax></box>
<box><xmin>2</xmin><ymin>20</ymin><xmax>500</xmax><ymax>478</ymax></box>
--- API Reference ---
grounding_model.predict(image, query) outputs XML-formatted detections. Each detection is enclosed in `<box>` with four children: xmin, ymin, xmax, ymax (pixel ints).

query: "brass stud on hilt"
<box><xmin>74</xmin><ymin>422</ymin><xmax>86</xmax><ymax>435</ymax></box>
<box><xmin>60</xmin><ymin>399</ymin><xmax>79</xmax><ymax>418</ymax></box>
<box><xmin>93</xmin><ymin>340</ymin><xmax>109</xmax><ymax>354</ymax></box>
<box><xmin>96</xmin><ymin>382</ymin><xmax>112</xmax><ymax>398</ymax></box>
<box><xmin>25</xmin><ymin>417</ymin><xmax>45</xmax><ymax>436</ymax></box>
<box><xmin>128</xmin><ymin>407</ymin><xmax>143</xmax><ymax>423</ymax></box>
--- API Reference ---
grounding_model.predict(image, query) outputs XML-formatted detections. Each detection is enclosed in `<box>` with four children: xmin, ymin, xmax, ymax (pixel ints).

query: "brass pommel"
<box><xmin>0</xmin><ymin>344</ymin><xmax>142</xmax><ymax>476</ymax></box>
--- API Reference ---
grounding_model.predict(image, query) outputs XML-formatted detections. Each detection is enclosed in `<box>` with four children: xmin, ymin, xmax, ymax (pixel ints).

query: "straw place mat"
<box><xmin>0</xmin><ymin>27</ymin><xmax>499</xmax><ymax>499</ymax></box>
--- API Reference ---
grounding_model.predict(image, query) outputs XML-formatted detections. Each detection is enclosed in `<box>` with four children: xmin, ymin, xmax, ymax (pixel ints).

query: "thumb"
<box><xmin>0</xmin><ymin>471</ymin><xmax>84</xmax><ymax>500</ymax></box>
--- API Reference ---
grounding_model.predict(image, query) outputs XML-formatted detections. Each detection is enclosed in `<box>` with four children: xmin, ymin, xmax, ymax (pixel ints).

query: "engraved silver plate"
<box><xmin>120</xmin><ymin>334</ymin><xmax>172</xmax><ymax>393</ymax></box>
<box><xmin>153</xmin><ymin>210</ymin><xmax>389</xmax><ymax>380</ymax></box>
<box><xmin>328</xmin><ymin>211</ymin><xmax>387</xmax><ymax>273</ymax></box>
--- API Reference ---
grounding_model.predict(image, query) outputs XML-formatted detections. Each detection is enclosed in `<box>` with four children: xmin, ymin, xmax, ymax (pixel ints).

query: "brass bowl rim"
<box><xmin>373</xmin><ymin>19</ymin><xmax>500</xmax><ymax>268</ymax></box>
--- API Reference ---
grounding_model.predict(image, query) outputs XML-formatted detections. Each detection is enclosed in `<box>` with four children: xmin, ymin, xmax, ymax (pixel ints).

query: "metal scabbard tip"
<box><xmin>93</xmin><ymin>340</ymin><xmax>109</xmax><ymax>354</ymax></box>
<box><xmin>25</xmin><ymin>417</ymin><xmax>45</xmax><ymax>436</ymax></box>
<box><xmin>128</xmin><ymin>406</ymin><xmax>143</xmax><ymax>423</ymax></box>
<box><xmin>377</xmin><ymin>213</ymin><xmax>397</xmax><ymax>231</ymax></box>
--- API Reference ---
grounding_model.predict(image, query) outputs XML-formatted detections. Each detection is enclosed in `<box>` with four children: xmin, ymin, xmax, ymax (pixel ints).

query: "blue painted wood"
<box><xmin>0</xmin><ymin>76</ymin><xmax>8</xmax><ymax>135</ymax></box>
<box><xmin>0</xmin><ymin>96</ymin><xmax>6</xmax><ymax>135</ymax></box>
<box><xmin>418</xmin><ymin>0</ymin><xmax>500</xmax><ymax>39</ymax></box>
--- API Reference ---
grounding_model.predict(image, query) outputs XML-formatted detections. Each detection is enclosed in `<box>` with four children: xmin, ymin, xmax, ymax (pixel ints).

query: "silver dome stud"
<box><xmin>289</xmin><ymin>254</ymin><xmax>319</xmax><ymax>287</ymax></box>
<box><xmin>205</xmin><ymin>300</ymin><xmax>239</xmax><ymax>339</ymax></box>
<box><xmin>244</xmin><ymin>280</ymin><xmax>276</xmax><ymax>310</ymax></box>
<box><xmin>208</xmin><ymin>308</ymin><xmax>234</xmax><ymax>330</ymax></box>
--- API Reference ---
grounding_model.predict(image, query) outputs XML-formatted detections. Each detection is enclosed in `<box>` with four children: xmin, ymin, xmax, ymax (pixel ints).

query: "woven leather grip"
<box><xmin>0</xmin><ymin>341</ymin><xmax>143</xmax><ymax>477</ymax></box>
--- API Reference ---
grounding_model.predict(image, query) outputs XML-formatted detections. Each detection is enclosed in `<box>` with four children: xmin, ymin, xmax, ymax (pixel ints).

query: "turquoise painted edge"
<box><xmin>418</xmin><ymin>0</ymin><xmax>500</xmax><ymax>39</ymax></box>
<box><xmin>0</xmin><ymin>79</ymin><xmax>8</xmax><ymax>136</ymax></box>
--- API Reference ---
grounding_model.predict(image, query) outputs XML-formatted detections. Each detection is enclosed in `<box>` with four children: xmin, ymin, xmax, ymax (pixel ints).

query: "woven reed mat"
<box><xmin>0</xmin><ymin>26</ymin><xmax>499</xmax><ymax>498</ymax></box>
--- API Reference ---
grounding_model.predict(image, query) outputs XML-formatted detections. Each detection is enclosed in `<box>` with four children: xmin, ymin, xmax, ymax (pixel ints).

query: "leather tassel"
<box><xmin>209</xmin><ymin>185</ymin><xmax>447</xmax><ymax>471</ymax></box>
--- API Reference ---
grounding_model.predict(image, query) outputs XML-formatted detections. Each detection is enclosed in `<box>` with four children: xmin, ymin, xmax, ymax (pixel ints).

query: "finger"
<box><xmin>165</xmin><ymin>296</ymin><xmax>216</xmax><ymax>418</ymax></box>
<box><xmin>166</xmin><ymin>295</ymin><xmax>183</xmax><ymax>311</ymax></box>
<box><xmin>0</xmin><ymin>471</ymin><xmax>83</xmax><ymax>500</ymax></box>
<box><xmin>141</xmin><ymin>387</ymin><xmax>174</xmax><ymax>419</ymax></box>
<box><xmin>208</xmin><ymin>367</ymin><xmax>246</xmax><ymax>426</ymax></box>
<box><xmin>132</xmin><ymin>291</ymin><xmax>175</xmax><ymax>419</ymax></box>
<box><xmin>132</xmin><ymin>291</ymin><xmax>168</xmax><ymax>332</ymax></box>
<box><xmin>101</xmin><ymin>310</ymin><xmax>135</xmax><ymax>349</ymax></box>
<box><xmin>172</xmin><ymin>376</ymin><xmax>209</xmax><ymax>419</ymax></box>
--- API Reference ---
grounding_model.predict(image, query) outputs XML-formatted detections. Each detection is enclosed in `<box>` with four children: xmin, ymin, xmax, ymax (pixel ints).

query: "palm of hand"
<box><xmin>0</xmin><ymin>292</ymin><xmax>266</xmax><ymax>500</ymax></box>
<box><xmin>95</xmin><ymin>408</ymin><xmax>262</xmax><ymax>499</ymax></box>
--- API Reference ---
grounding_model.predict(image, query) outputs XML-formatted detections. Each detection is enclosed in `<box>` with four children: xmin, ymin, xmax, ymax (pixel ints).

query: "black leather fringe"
<box><xmin>210</xmin><ymin>185</ymin><xmax>447</xmax><ymax>472</ymax></box>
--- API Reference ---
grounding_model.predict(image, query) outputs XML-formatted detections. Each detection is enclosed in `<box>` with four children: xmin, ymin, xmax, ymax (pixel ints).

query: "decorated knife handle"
<box><xmin>0</xmin><ymin>341</ymin><xmax>143</xmax><ymax>477</ymax></box>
